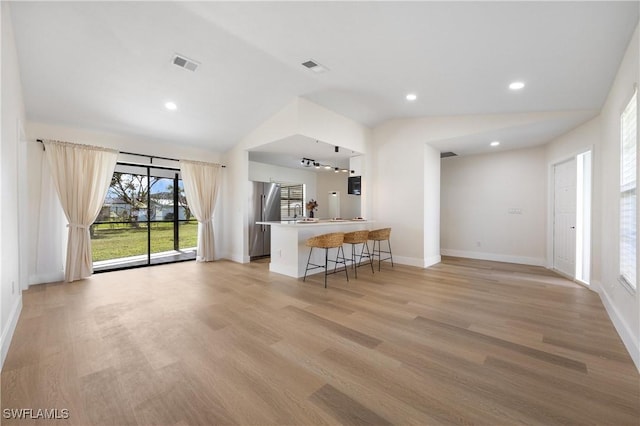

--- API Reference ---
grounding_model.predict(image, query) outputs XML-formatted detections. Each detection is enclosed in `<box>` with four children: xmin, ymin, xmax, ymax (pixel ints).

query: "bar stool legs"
<box><xmin>369</xmin><ymin>228</ymin><xmax>394</xmax><ymax>271</ymax></box>
<box><xmin>339</xmin><ymin>230</ymin><xmax>375</xmax><ymax>279</ymax></box>
<box><xmin>344</xmin><ymin>241</ymin><xmax>374</xmax><ymax>278</ymax></box>
<box><xmin>303</xmin><ymin>248</ymin><xmax>314</xmax><ymax>282</ymax></box>
<box><xmin>372</xmin><ymin>239</ymin><xmax>394</xmax><ymax>271</ymax></box>
<box><xmin>303</xmin><ymin>233</ymin><xmax>349</xmax><ymax>288</ymax></box>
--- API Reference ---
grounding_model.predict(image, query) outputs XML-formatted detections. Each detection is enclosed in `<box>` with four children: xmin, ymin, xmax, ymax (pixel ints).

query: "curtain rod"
<box><xmin>36</xmin><ymin>139</ymin><xmax>226</xmax><ymax>168</ymax></box>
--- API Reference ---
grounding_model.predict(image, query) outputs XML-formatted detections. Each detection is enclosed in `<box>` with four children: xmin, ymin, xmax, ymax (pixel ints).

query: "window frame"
<box><xmin>619</xmin><ymin>87</ymin><xmax>637</xmax><ymax>293</ymax></box>
<box><xmin>91</xmin><ymin>162</ymin><xmax>197</xmax><ymax>272</ymax></box>
<box><xmin>280</xmin><ymin>184</ymin><xmax>305</xmax><ymax>219</ymax></box>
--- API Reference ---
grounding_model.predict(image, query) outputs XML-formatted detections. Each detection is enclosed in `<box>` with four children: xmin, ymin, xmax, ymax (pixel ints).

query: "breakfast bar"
<box><xmin>256</xmin><ymin>220</ymin><xmax>374</xmax><ymax>278</ymax></box>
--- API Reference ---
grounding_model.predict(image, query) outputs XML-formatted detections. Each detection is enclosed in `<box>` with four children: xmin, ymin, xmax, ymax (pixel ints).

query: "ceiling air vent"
<box><xmin>172</xmin><ymin>54</ymin><xmax>199</xmax><ymax>72</ymax></box>
<box><xmin>301</xmin><ymin>59</ymin><xmax>328</xmax><ymax>73</ymax></box>
<box><xmin>440</xmin><ymin>152</ymin><xmax>458</xmax><ymax>158</ymax></box>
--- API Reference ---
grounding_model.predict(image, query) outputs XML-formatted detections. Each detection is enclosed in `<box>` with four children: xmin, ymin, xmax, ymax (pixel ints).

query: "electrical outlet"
<box><xmin>11</xmin><ymin>281</ymin><xmax>15</xmax><ymax>294</ymax></box>
<box><xmin>476</xmin><ymin>241</ymin><xmax>481</xmax><ymax>247</ymax></box>
<box><xmin>278</xmin><ymin>250</ymin><xmax>282</xmax><ymax>258</ymax></box>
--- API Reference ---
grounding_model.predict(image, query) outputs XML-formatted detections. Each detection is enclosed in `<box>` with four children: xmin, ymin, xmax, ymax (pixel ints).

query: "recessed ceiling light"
<box><xmin>324</xmin><ymin>165</ymin><xmax>332</xmax><ymax>170</ymax></box>
<box><xmin>165</xmin><ymin>101</ymin><xmax>177</xmax><ymax>111</ymax></box>
<box><xmin>490</xmin><ymin>141</ymin><xmax>501</xmax><ymax>147</ymax></box>
<box><xmin>406</xmin><ymin>93</ymin><xmax>417</xmax><ymax>101</ymax></box>
<box><xmin>509</xmin><ymin>81</ymin><xmax>525</xmax><ymax>90</ymax></box>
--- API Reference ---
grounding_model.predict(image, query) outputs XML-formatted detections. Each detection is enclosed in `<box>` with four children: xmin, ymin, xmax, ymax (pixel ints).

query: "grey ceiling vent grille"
<box><xmin>301</xmin><ymin>59</ymin><xmax>328</xmax><ymax>73</ymax></box>
<box><xmin>172</xmin><ymin>54</ymin><xmax>199</xmax><ymax>72</ymax></box>
<box><xmin>440</xmin><ymin>152</ymin><xmax>458</xmax><ymax>158</ymax></box>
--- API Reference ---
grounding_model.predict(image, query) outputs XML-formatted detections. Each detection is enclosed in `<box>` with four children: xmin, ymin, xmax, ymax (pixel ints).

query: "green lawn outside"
<box><xmin>91</xmin><ymin>221</ymin><xmax>198</xmax><ymax>262</ymax></box>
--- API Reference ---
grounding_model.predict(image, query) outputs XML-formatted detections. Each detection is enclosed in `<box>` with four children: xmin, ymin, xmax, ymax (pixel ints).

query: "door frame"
<box><xmin>546</xmin><ymin>146</ymin><xmax>593</xmax><ymax>287</ymax></box>
<box><xmin>92</xmin><ymin>162</ymin><xmax>197</xmax><ymax>272</ymax></box>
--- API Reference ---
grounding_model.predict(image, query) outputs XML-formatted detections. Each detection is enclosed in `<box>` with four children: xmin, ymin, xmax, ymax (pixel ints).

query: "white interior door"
<box><xmin>553</xmin><ymin>159</ymin><xmax>577</xmax><ymax>277</ymax></box>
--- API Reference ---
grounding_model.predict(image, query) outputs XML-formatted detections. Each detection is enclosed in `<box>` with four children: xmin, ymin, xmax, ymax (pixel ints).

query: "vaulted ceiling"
<box><xmin>9</xmin><ymin>1</ymin><xmax>639</xmax><ymax>155</ymax></box>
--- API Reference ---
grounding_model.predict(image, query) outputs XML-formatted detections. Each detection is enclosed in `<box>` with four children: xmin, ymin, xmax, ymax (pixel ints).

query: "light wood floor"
<box><xmin>2</xmin><ymin>257</ymin><xmax>639</xmax><ymax>425</ymax></box>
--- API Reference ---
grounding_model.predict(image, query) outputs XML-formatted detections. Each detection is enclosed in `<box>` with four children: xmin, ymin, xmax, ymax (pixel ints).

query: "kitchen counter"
<box><xmin>256</xmin><ymin>220</ymin><xmax>375</xmax><ymax>278</ymax></box>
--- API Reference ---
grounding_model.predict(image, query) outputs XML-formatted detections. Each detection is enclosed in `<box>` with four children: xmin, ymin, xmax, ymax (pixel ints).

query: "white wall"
<box><xmin>1</xmin><ymin>1</ymin><xmax>27</xmax><ymax>368</ymax></box>
<box><xmin>315</xmin><ymin>171</ymin><xmax>360</xmax><ymax>219</ymax></box>
<box><xmin>223</xmin><ymin>98</ymin><xmax>371</xmax><ymax>263</ymax></box>
<box><xmin>26</xmin><ymin>142</ymin><xmax>66</xmax><ymax>284</ymax></box>
<box><xmin>248</xmin><ymin>161</ymin><xmax>363</xmax><ymax>221</ymax></box>
<box><xmin>297</xmin><ymin>98</ymin><xmax>369</xmax><ymax>155</ymax></box>
<box><xmin>440</xmin><ymin>146</ymin><xmax>547</xmax><ymax>265</ymax></box>
<box><xmin>222</xmin><ymin>100</ymin><xmax>300</xmax><ymax>263</ymax></box>
<box><xmin>27</xmin><ymin>121</ymin><xmax>223</xmax><ymax>164</ymax></box>
<box><xmin>371</xmin><ymin>112</ymin><xmax>566</xmax><ymax>269</ymax></box>
<box><xmin>424</xmin><ymin>144</ymin><xmax>441</xmax><ymax>266</ymax></box>
<box><xmin>25</xmin><ymin>121</ymin><xmax>225</xmax><ymax>284</ymax></box>
<box><xmin>372</xmin><ymin>122</ymin><xmax>433</xmax><ymax>268</ymax></box>
<box><xmin>545</xmin><ymin>117</ymin><xmax>602</xmax><ymax>282</ymax></box>
<box><xmin>570</xmin><ymin>24</ymin><xmax>638</xmax><ymax>369</ymax></box>
<box><xmin>222</xmin><ymin>146</ymin><xmax>250</xmax><ymax>263</ymax></box>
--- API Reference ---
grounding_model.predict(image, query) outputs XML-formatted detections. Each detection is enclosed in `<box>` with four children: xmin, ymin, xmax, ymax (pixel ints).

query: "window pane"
<box><xmin>105</xmin><ymin>172</ymin><xmax>150</xmax><ymax>223</ymax></box>
<box><xmin>179</xmin><ymin>220</ymin><xmax>198</xmax><ymax>250</ymax></box>
<box><xmin>92</xmin><ymin>166</ymin><xmax>196</xmax><ymax>270</ymax></box>
<box><xmin>149</xmin><ymin>177</ymin><xmax>175</xmax><ymax>221</ymax></box>
<box><xmin>620</xmin><ymin>90</ymin><xmax>637</xmax><ymax>289</ymax></box>
<box><xmin>177</xmin><ymin>180</ymin><xmax>194</xmax><ymax>221</ymax></box>
<box><xmin>92</xmin><ymin>171</ymin><xmax>151</xmax><ymax>265</ymax></box>
<box><xmin>280</xmin><ymin>184</ymin><xmax>304</xmax><ymax>218</ymax></box>
<box><xmin>620</xmin><ymin>190</ymin><xmax>636</xmax><ymax>286</ymax></box>
<box><xmin>91</xmin><ymin>222</ymin><xmax>149</xmax><ymax>262</ymax></box>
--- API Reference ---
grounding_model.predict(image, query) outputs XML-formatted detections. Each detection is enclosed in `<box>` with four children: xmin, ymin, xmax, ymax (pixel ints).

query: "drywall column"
<box><xmin>424</xmin><ymin>144</ymin><xmax>441</xmax><ymax>267</ymax></box>
<box><xmin>372</xmin><ymin>122</ymin><xmax>427</xmax><ymax>267</ymax></box>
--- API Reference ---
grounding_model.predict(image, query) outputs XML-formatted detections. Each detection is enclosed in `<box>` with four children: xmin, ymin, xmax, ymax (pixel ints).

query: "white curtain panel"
<box><xmin>180</xmin><ymin>160</ymin><xmax>222</xmax><ymax>262</ymax></box>
<box><xmin>43</xmin><ymin>140</ymin><xmax>117</xmax><ymax>282</ymax></box>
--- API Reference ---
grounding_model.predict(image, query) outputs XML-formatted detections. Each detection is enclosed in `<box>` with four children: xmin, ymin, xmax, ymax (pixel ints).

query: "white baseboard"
<box><xmin>440</xmin><ymin>249</ymin><xmax>546</xmax><ymax>267</ymax></box>
<box><xmin>224</xmin><ymin>252</ymin><xmax>250</xmax><ymax>264</ymax></box>
<box><xmin>269</xmin><ymin>263</ymin><xmax>301</xmax><ymax>278</ymax></box>
<box><xmin>392</xmin><ymin>255</ymin><xmax>426</xmax><ymax>268</ymax></box>
<box><xmin>424</xmin><ymin>255</ymin><xmax>441</xmax><ymax>268</ymax></box>
<box><xmin>598</xmin><ymin>285</ymin><xmax>640</xmax><ymax>372</ymax></box>
<box><xmin>28</xmin><ymin>271</ymin><xmax>64</xmax><ymax>286</ymax></box>
<box><xmin>1</xmin><ymin>296</ymin><xmax>22</xmax><ymax>370</ymax></box>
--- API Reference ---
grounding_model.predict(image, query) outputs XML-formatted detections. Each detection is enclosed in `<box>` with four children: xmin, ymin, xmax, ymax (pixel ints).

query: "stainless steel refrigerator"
<box><xmin>249</xmin><ymin>182</ymin><xmax>281</xmax><ymax>259</ymax></box>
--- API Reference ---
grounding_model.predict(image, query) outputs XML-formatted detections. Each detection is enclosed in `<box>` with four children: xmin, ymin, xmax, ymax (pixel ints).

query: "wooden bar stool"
<box><xmin>303</xmin><ymin>232</ymin><xmax>349</xmax><ymax>288</ymax></box>
<box><xmin>339</xmin><ymin>230</ymin><xmax>374</xmax><ymax>278</ymax></box>
<box><xmin>369</xmin><ymin>228</ymin><xmax>394</xmax><ymax>271</ymax></box>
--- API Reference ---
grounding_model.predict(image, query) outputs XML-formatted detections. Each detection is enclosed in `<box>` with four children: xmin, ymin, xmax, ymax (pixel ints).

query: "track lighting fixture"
<box><xmin>300</xmin><ymin>157</ymin><xmax>348</xmax><ymax>173</ymax></box>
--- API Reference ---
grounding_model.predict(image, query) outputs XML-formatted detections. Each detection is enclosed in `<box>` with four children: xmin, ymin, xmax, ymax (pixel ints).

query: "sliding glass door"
<box><xmin>91</xmin><ymin>163</ymin><xmax>197</xmax><ymax>271</ymax></box>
